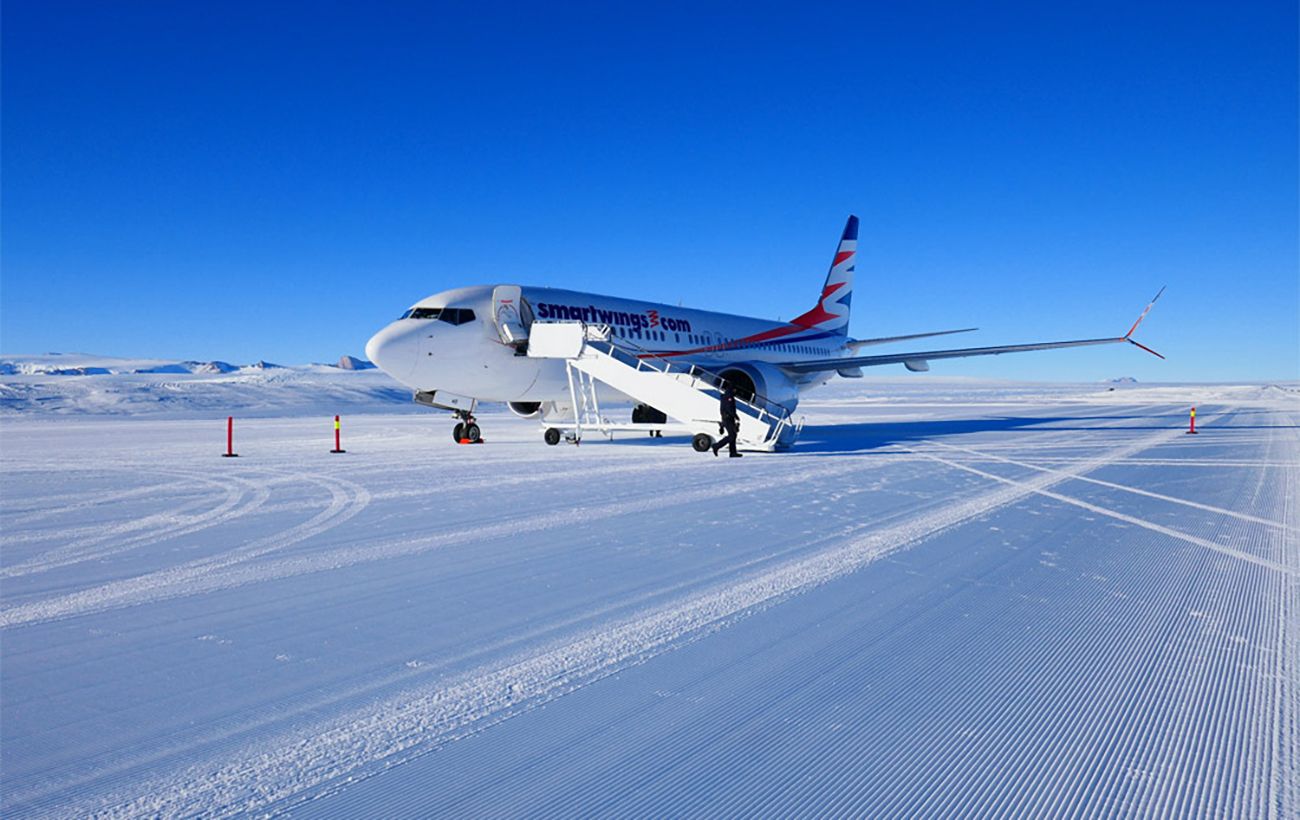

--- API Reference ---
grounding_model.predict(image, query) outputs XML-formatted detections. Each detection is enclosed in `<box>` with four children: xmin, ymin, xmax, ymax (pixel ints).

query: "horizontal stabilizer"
<box><xmin>846</xmin><ymin>327</ymin><xmax>978</xmax><ymax>351</ymax></box>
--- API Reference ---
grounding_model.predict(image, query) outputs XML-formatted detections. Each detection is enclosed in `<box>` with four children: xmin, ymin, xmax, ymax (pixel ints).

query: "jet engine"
<box><xmin>716</xmin><ymin>362</ymin><xmax>800</xmax><ymax>412</ymax></box>
<box><xmin>507</xmin><ymin>401</ymin><xmax>544</xmax><ymax>418</ymax></box>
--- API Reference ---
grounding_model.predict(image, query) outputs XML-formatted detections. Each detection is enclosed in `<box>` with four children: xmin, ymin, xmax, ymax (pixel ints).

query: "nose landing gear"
<box><xmin>452</xmin><ymin>410</ymin><xmax>482</xmax><ymax>444</ymax></box>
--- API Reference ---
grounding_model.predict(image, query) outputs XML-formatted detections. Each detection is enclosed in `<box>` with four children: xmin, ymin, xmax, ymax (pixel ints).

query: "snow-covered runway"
<box><xmin>2</xmin><ymin>383</ymin><xmax>1296</xmax><ymax>817</ymax></box>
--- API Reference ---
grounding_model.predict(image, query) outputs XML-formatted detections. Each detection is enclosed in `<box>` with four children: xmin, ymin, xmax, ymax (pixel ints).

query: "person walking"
<box><xmin>712</xmin><ymin>381</ymin><xmax>742</xmax><ymax>458</ymax></box>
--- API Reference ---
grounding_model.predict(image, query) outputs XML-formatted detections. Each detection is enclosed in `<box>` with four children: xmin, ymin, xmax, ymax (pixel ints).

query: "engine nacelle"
<box><xmin>507</xmin><ymin>401</ymin><xmax>544</xmax><ymax>419</ymax></box>
<box><xmin>716</xmin><ymin>362</ymin><xmax>801</xmax><ymax>413</ymax></box>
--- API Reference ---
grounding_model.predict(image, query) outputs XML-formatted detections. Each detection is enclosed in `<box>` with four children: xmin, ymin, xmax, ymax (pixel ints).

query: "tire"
<box><xmin>453</xmin><ymin>422</ymin><xmax>464</xmax><ymax>442</ymax></box>
<box><xmin>463</xmin><ymin>423</ymin><xmax>481</xmax><ymax>443</ymax></box>
<box><xmin>544</xmin><ymin>428</ymin><xmax>561</xmax><ymax>446</ymax></box>
<box><xmin>692</xmin><ymin>433</ymin><xmax>713</xmax><ymax>453</ymax></box>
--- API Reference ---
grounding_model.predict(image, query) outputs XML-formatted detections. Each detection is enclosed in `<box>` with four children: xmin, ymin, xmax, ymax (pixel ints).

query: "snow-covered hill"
<box><xmin>0</xmin><ymin>353</ymin><xmax>412</xmax><ymax>417</ymax></box>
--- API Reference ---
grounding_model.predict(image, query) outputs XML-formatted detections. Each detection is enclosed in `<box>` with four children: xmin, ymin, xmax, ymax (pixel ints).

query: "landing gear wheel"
<box><xmin>692</xmin><ymin>433</ymin><xmax>714</xmax><ymax>453</ymax></box>
<box><xmin>463</xmin><ymin>423</ymin><xmax>481</xmax><ymax>443</ymax></box>
<box><xmin>544</xmin><ymin>428</ymin><xmax>562</xmax><ymax>446</ymax></box>
<box><xmin>453</xmin><ymin>422</ymin><xmax>465</xmax><ymax>442</ymax></box>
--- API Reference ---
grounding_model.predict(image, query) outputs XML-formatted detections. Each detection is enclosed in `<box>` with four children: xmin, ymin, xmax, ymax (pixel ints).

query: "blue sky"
<box><xmin>3</xmin><ymin>1</ymin><xmax>1296</xmax><ymax>381</ymax></box>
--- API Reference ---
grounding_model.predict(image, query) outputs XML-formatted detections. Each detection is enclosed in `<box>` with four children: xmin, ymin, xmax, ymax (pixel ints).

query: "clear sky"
<box><xmin>3</xmin><ymin>1</ymin><xmax>1296</xmax><ymax>381</ymax></box>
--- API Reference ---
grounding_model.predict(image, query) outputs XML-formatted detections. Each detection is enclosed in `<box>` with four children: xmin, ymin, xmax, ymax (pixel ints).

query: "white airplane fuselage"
<box><xmin>365</xmin><ymin>285</ymin><xmax>843</xmax><ymax>412</ymax></box>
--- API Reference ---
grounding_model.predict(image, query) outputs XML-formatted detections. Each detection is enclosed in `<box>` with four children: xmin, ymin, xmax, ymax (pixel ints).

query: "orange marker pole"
<box><xmin>223</xmin><ymin>416</ymin><xmax>239</xmax><ymax>457</ymax></box>
<box><xmin>1187</xmin><ymin>406</ymin><xmax>1198</xmax><ymax>435</ymax></box>
<box><xmin>330</xmin><ymin>415</ymin><xmax>346</xmax><ymax>453</ymax></box>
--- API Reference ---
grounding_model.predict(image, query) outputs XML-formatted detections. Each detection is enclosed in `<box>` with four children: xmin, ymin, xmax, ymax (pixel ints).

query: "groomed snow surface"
<box><xmin>2</xmin><ymin>373</ymin><xmax>1297</xmax><ymax>818</ymax></box>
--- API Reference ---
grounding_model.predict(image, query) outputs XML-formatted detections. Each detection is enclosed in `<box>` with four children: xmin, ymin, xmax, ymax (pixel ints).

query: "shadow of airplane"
<box><xmin>792</xmin><ymin>408</ymin><xmax>1297</xmax><ymax>455</ymax></box>
<box><xmin>792</xmin><ymin>416</ymin><xmax>1095</xmax><ymax>455</ymax></box>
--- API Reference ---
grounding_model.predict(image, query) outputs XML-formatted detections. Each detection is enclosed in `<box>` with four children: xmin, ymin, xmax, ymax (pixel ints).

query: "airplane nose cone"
<box><xmin>365</xmin><ymin>322</ymin><xmax>420</xmax><ymax>382</ymax></box>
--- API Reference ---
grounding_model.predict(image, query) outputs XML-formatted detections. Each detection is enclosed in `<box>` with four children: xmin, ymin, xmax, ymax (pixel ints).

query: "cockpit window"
<box><xmin>401</xmin><ymin>307</ymin><xmax>442</xmax><ymax>320</ymax></box>
<box><xmin>438</xmin><ymin>308</ymin><xmax>476</xmax><ymax>325</ymax></box>
<box><xmin>399</xmin><ymin>306</ymin><xmax>474</xmax><ymax>323</ymax></box>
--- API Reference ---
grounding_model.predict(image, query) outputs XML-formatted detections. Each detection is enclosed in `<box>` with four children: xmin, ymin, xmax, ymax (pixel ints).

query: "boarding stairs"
<box><xmin>526</xmin><ymin>321</ymin><xmax>801</xmax><ymax>452</ymax></box>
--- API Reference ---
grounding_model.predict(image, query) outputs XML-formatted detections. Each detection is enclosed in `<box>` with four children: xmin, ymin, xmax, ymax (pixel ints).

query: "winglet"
<box><xmin>1127</xmin><ymin>337</ymin><xmax>1165</xmax><ymax>359</ymax></box>
<box><xmin>1124</xmin><ymin>286</ymin><xmax>1165</xmax><ymax>339</ymax></box>
<box><xmin>1122</xmin><ymin>286</ymin><xmax>1166</xmax><ymax>358</ymax></box>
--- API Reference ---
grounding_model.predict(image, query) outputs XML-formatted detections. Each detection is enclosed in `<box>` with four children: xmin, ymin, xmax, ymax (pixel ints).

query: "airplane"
<box><xmin>364</xmin><ymin>215</ymin><xmax>1163</xmax><ymax>447</ymax></box>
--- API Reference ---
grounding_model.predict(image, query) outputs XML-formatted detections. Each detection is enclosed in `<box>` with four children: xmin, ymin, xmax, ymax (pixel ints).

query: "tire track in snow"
<box><xmin>52</xmin><ymin>420</ymin><xmax>1185</xmax><ymax>818</ymax></box>
<box><xmin>922</xmin><ymin>440</ymin><xmax>1297</xmax><ymax>533</ymax></box>
<box><xmin>0</xmin><ymin>469</ymin><xmax>370</xmax><ymax>627</ymax></box>
<box><xmin>0</xmin><ymin>457</ymin><xmax>887</xmax><ymax>629</ymax></box>
<box><xmin>1</xmin><ymin>480</ymin><xmax>198</xmax><ymax>526</ymax></box>
<box><xmin>0</xmin><ymin>491</ymin><xmax>219</xmax><ymax>549</ymax></box>
<box><xmin>913</xmin><ymin>450</ymin><xmax>1296</xmax><ymax>577</ymax></box>
<box><xmin>0</xmin><ymin>469</ymin><xmax>273</xmax><ymax>579</ymax></box>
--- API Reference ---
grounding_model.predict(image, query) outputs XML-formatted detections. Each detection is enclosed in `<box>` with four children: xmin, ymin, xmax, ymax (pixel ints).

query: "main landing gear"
<box><xmin>452</xmin><ymin>410</ymin><xmax>482</xmax><ymax>444</ymax></box>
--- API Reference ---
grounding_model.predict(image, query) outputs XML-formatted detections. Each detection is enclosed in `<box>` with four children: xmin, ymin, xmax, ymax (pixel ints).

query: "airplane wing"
<box><xmin>846</xmin><ymin>327</ymin><xmax>978</xmax><ymax>351</ymax></box>
<box><xmin>785</xmin><ymin>288</ymin><xmax>1165</xmax><ymax>375</ymax></box>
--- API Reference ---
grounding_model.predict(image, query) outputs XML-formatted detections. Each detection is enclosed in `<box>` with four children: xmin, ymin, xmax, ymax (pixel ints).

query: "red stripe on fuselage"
<box><xmin>636</xmin><ymin>321</ymin><xmax>818</xmax><ymax>359</ymax></box>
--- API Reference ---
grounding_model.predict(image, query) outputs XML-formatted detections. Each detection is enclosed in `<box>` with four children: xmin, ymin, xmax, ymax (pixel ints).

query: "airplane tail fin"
<box><xmin>791</xmin><ymin>215</ymin><xmax>856</xmax><ymax>336</ymax></box>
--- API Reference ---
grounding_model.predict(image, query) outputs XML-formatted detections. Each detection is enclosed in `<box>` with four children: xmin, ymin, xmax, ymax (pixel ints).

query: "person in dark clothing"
<box><xmin>712</xmin><ymin>382</ymin><xmax>742</xmax><ymax>457</ymax></box>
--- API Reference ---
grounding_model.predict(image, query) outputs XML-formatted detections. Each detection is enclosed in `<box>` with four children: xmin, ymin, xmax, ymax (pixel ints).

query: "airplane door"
<box><xmin>492</xmin><ymin>285</ymin><xmax>531</xmax><ymax>346</ymax></box>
